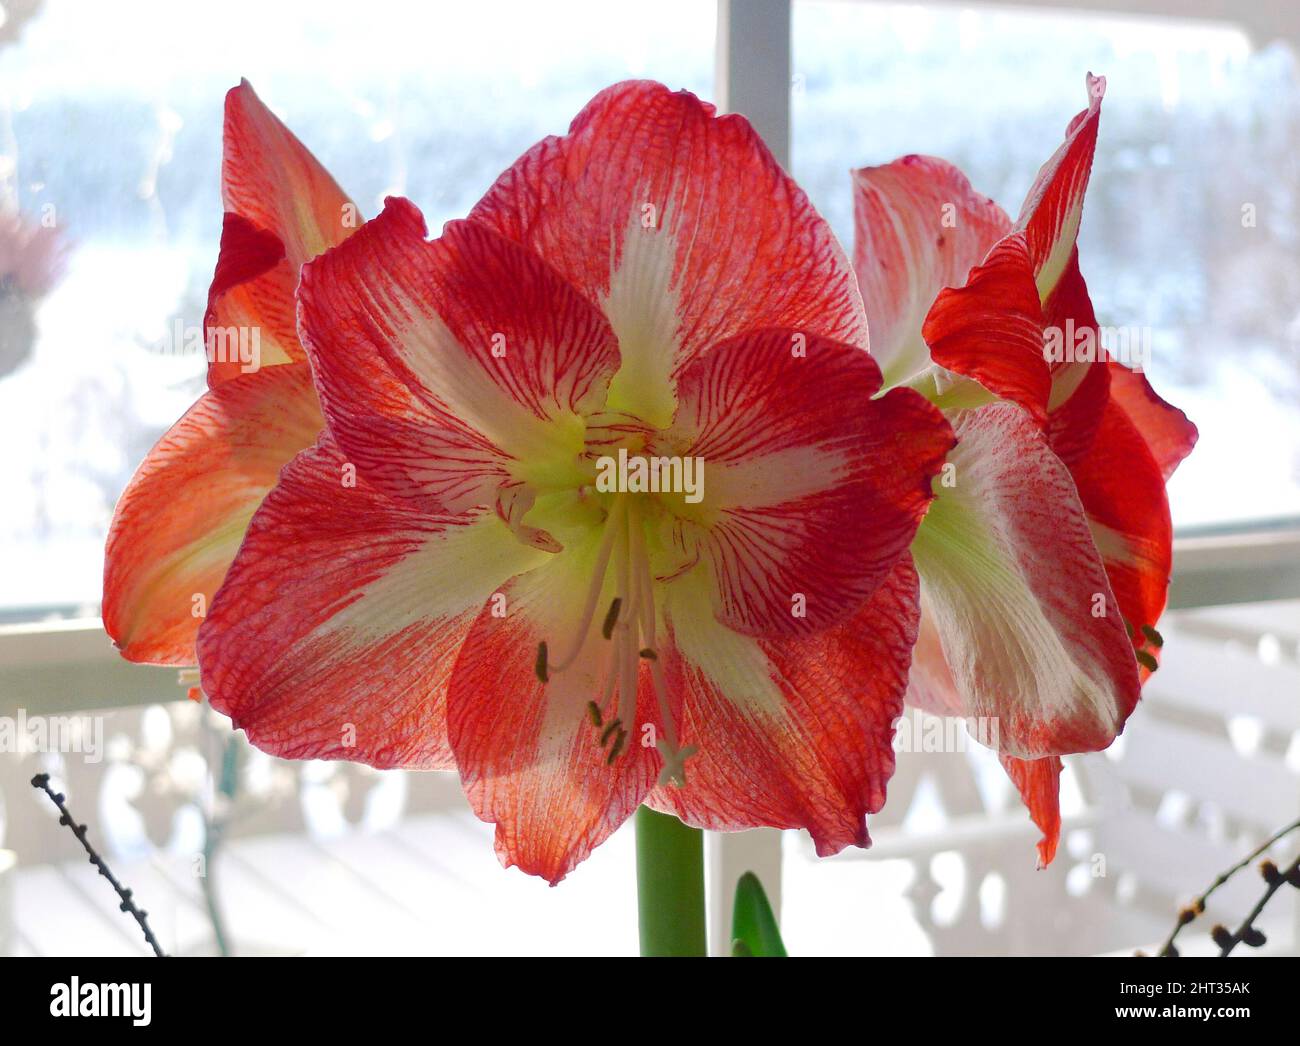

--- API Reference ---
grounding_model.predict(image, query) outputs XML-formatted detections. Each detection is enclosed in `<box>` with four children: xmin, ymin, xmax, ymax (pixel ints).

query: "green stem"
<box><xmin>635</xmin><ymin>805</ymin><xmax>707</xmax><ymax>956</ymax></box>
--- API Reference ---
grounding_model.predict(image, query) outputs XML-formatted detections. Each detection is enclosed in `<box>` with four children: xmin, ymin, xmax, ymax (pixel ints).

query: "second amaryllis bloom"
<box><xmin>852</xmin><ymin>74</ymin><xmax>1197</xmax><ymax>865</ymax></box>
<box><xmin>196</xmin><ymin>81</ymin><xmax>955</xmax><ymax>883</ymax></box>
<box><xmin>103</xmin><ymin>81</ymin><xmax>355</xmax><ymax>666</ymax></box>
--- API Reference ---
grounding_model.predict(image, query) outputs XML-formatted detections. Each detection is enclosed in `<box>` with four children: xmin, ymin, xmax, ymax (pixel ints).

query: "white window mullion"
<box><xmin>707</xmin><ymin>0</ymin><xmax>793</xmax><ymax>956</ymax></box>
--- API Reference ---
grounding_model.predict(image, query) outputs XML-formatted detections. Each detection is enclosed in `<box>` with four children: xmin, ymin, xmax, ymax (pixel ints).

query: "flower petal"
<box><xmin>910</xmin><ymin>403</ymin><xmax>1141</xmax><ymax>758</ymax></box>
<box><xmin>204</xmin><ymin>80</ymin><xmax>357</xmax><ymax>388</ymax></box>
<box><xmin>204</xmin><ymin>212</ymin><xmax>300</xmax><ymax>386</ymax></box>
<box><xmin>198</xmin><ymin>436</ymin><xmax>547</xmax><ymax>770</ymax></box>
<box><xmin>446</xmin><ymin>531</ymin><xmax>661</xmax><ymax>884</ymax></box>
<box><xmin>1015</xmin><ymin>73</ymin><xmax>1105</xmax><ymax>301</ymax></box>
<box><xmin>1107</xmin><ymin>361</ymin><xmax>1198</xmax><ymax>481</ymax></box>
<box><xmin>645</xmin><ymin>555</ymin><xmax>920</xmax><ymax>855</ymax></box>
<box><xmin>664</xmin><ymin>327</ymin><xmax>952</xmax><ymax>636</ymax></box>
<box><xmin>852</xmin><ymin>155</ymin><xmax>1011</xmax><ymax>386</ymax></box>
<box><xmin>221</xmin><ymin>79</ymin><xmax>355</xmax><ymax>266</ymax></box>
<box><xmin>904</xmin><ymin>598</ymin><xmax>966</xmax><ymax>717</ymax></box>
<box><xmin>470</xmin><ymin>80</ymin><xmax>867</xmax><ymax>427</ymax></box>
<box><xmin>103</xmin><ymin>365</ymin><xmax>322</xmax><ymax>665</ymax></box>
<box><xmin>1000</xmin><ymin>754</ymin><xmax>1063</xmax><ymax>868</ymax></box>
<box><xmin>921</xmin><ymin>233</ymin><xmax>1050</xmax><ymax>426</ymax></box>
<box><xmin>1068</xmin><ymin>398</ymin><xmax>1174</xmax><ymax>640</ymax></box>
<box><xmin>297</xmin><ymin>198</ymin><xmax>619</xmax><ymax>515</ymax></box>
<box><xmin>1042</xmin><ymin>249</ymin><xmax>1112</xmax><ymax>463</ymax></box>
<box><xmin>909</xmin><ymin>609</ymin><xmax>1066</xmax><ymax>867</ymax></box>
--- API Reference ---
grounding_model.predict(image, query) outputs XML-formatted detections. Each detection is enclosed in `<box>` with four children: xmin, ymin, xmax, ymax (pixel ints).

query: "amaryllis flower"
<box><xmin>104</xmin><ymin>81</ymin><xmax>355</xmax><ymax>664</ymax></box>
<box><xmin>197</xmin><ymin>81</ymin><xmax>956</xmax><ymax>883</ymax></box>
<box><xmin>852</xmin><ymin>74</ymin><xmax>1197</xmax><ymax>865</ymax></box>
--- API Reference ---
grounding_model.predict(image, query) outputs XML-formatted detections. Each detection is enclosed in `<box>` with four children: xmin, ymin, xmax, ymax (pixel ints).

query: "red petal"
<box><xmin>103</xmin><ymin>366</ymin><xmax>322</xmax><ymax>665</ymax></box>
<box><xmin>911</xmin><ymin>403</ymin><xmax>1141</xmax><ymax>758</ymax></box>
<box><xmin>904</xmin><ymin>599</ymin><xmax>965</xmax><ymax>717</ymax></box>
<box><xmin>205</xmin><ymin>80</ymin><xmax>357</xmax><ymax>388</ymax></box>
<box><xmin>297</xmin><ymin>198</ymin><xmax>619</xmax><ymax>514</ymax></box>
<box><xmin>852</xmin><ymin>155</ymin><xmax>1011</xmax><ymax>384</ymax></box>
<box><xmin>921</xmin><ymin>233</ymin><xmax>1050</xmax><ymax>427</ymax></box>
<box><xmin>1000</xmin><ymin>754</ymin><xmax>1063</xmax><ymax>868</ymax></box>
<box><xmin>666</xmin><ymin>327</ymin><xmax>953</xmax><ymax>636</ymax></box>
<box><xmin>1042</xmin><ymin>250</ymin><xmax>1112</xmax><ymax>465</ymax></box>
<box><xmin>197</xmin><ymin>437</ymin><xmax>546</xmax><ymax>770</ymax></box>
<box><xmin>1016</xmin><ymin>73</ymin><xmax>1105</xmax><ymax>300</ymax></box>
<box><xmin>646</xmin><ymin>555</ymin><xmax>920</xmax><ymax>854</ymax></box>
<box><xmin>1067</xmin><ymin>399</ymin><xmax>1173</xmax><ymax>638</ymax></box>
<box><xmin>446</xmin><ymin>538</ymin><xmax>662</xmax><ymax>884</ymax></box>
<box><xmin>221</xmin><ymin>80</ymin><xmax>354</xmax><ymax>265</ymax></box>
<box><xmin>1107</xmin><ymin>361</ymin><xmax>1198</xmax><ymax>481</ymax></box>
<box><xmin>203</xmin><ymin>212</ymin><xmax>301</xmax><ymax>386</ymax></box>
<box><xmin>471</xmin><ymin>80</ymin><xmax>868</xmax><ymax>426</ymax></box>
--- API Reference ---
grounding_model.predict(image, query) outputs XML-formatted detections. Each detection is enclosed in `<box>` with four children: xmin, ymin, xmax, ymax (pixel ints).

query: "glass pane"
<box><xmin>794</xmin><ymin>1</ymin><xmax>1300</xmax><ymax>530</ymax></box>
<box><xmin>0</xmin><ymin>0</ymin><xmax>714</xmax><ymax>616</ymax></box>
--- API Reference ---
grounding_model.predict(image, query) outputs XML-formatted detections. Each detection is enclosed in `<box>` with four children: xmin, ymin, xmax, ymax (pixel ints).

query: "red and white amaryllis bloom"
<box><xmin>103</xmin><ymin>81</ymin><xmax>354</xmax><ymax>666</ymax></box>
<box><xmin>852</xmin><ymin>74</ymin><xmax>1197</xmax><ymax>865</ymax></box>
<box><xmin>196</xmin><ymin>81</ymin><xmax>956</xmax><ymax>883</ymax></box>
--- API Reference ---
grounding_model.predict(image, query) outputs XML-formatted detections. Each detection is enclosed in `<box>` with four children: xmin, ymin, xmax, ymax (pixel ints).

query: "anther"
<box><xmin>534</xmin><ymin>642</ymin><xmax>549</xmax><ymax>683</ymax></box>
<box><xmin>606</xmin><ymin>729</ymin><xmax>628</xmax><ymax>764</ymax></box>
<box><xmin>586</xmin><ymin>701</ymin><xmax>603</xmax><ymax>728</ymax></box>
<box><xmin>639</xmin><ymin>648</ymin><xmax>657</xmax><ymax>660</ymax></box>
<box><xmin>601</xmin><ymin>597</ymin><xmax>622</xmax><ymax>640</ymax></box>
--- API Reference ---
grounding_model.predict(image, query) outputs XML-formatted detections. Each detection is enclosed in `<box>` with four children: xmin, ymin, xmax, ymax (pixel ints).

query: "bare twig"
<box><xmin>1215</xmin><ymin>854</ymin><xmax>1300</xmax><ymax>956</ymax></box>
<box><xmin>30</xmin><ymin>773</ymin><xmax>167</xmax><ymax>957</ymax></box>
<box><xmin>1156</xmin><ymin>816</ymin><xmax>1300</xmax><ymax>957</ymax></box>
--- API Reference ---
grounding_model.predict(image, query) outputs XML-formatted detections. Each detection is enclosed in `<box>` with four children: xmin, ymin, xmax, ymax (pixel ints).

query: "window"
<box><xmin>0</xmin><ymin>0</ymin><xmax>713</xmax><ymax>616</ymax></box>
<box><xmin>793</xmin><ymin>1</ymin><xmax>1300</xmax><ymax>529</ymax></box>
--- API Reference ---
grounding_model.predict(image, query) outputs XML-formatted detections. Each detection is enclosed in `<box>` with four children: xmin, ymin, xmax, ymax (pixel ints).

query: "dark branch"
<box><xmin>1156</xmin><ymin>816</ymin><xmax>1300</xmax><ymax>958</ymax></box>
<box><xmin>30</xmin><ymin>773</ymin><xmax>167</xmax><ymax>958</ymax></box>
<box><xmin>1216</xmin><ymin>854</ymin><xmax>1300</xmax><ymax>957</ymax></box>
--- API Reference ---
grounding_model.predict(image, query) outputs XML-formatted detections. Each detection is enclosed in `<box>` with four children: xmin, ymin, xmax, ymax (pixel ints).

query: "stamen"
<box><xmin>597</xmin><ymin>654</ymin><xmax>619</xmax><ymax>715</ymax></box>
<box><xmin>545</xmin><ymin>497</ymin><xmax>627</xmax><ymax>677</ymax></box>
<box><xmin>586</xmin><ymin>700</ymin><xmax>603</xmax><ymax>728</ymax></box>
<box><xmin>615</xmin><ymin>503</ymin><xmax>638</xmax><ymax>731</ymax></box>
<box><xmin>534</xmin><ymin>641</ymin><xmax>549</xmax><ymax>683</ymax></box>
<box><xmin>628</xmin><ymin>498</ymin><xmax>695</xmax><ymax>786</ymax></box>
